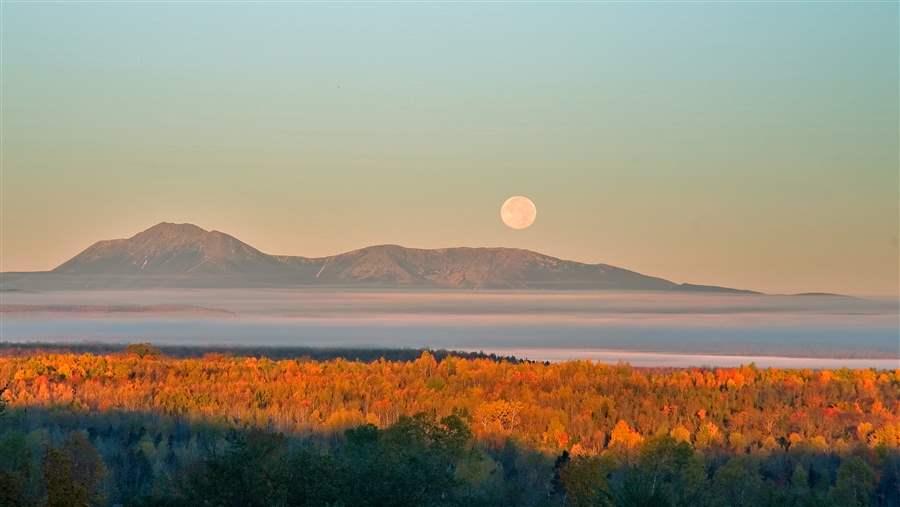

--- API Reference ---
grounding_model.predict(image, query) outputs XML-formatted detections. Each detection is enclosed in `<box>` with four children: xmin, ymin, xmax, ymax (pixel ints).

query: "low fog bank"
<box><xmin>3</xmin><ymin>288</ymin><xmax>895</xmax><ymax>316</ymax></box>
<box><xmin>464</xmin><ymin>348</ymin><xmax>900</xmax><ymax>369</ymax></box>
<box><xmin>1</xmin><ymin>289</ymin><xmax>897</xmax><ymax>362</ymax></box>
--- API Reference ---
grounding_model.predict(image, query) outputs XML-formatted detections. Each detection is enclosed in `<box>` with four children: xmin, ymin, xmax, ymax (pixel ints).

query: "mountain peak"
<box><xmin>134</xmin><ymin>222</ymin><xmax>208</xmax><ymax>239</ymax></box>
<box><xmin>146</xmin><ymin>221</ymin><xmax>206</xmax><ymax>232</ymax></box>
<box><xmin>53</xmin><ymin>222</ymin><xmax>281</xmax><ymax>275</ymax></box>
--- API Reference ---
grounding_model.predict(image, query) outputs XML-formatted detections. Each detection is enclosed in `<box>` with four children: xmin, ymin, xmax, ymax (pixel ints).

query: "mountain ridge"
<box><xmin>2</xmin><ymin>222</ymin><xmax>759</xmax><ymax>293</ymax></box>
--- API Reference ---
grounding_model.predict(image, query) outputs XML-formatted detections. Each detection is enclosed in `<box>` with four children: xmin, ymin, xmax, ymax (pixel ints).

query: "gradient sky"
<box><xmin>2</xmin><ymin>2</ymin><xmax>898</xmax><ymax>296</ymax></box>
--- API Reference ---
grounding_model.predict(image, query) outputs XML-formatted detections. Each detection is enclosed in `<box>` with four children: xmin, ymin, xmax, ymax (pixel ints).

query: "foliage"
<box><xmin>42</xmin><ymin>432</ymin><xmax>106</xmax><ymax>507</ymax></box>
<box><xmin>2</xmin><ymin>352</ymin><xmax>896</xmax><ymax>456</ymax></box>
<box><xmin>0</xmin><ymin>351</ymin><xmax>897</xmax><ymax>505</ymax></box>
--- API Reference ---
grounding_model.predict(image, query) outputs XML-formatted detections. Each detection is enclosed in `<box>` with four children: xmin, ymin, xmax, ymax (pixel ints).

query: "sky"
<box><xmin>1</xmin><ymin>2</ymin><xmax>898</xmax><ymax>296</ymax></box>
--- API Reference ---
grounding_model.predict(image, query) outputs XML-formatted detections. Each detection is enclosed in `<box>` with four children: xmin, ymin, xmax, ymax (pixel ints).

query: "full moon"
<box><xmin>500</xmin><ymin>195</ymin><xmax>537</xmax><ymax>230</ymax></box>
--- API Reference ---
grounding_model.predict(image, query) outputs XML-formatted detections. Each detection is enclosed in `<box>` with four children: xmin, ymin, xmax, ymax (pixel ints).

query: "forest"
<box><xmin>0</xmin><ymin>345</ymin><xmax>897</xmax><ymax>506</ymax></box>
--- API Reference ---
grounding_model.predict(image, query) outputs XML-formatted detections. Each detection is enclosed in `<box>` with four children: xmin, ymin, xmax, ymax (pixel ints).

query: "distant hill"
<box><xmin>0</xmin><ymin>222</ymin><xmax>760</xmax><ymax>292</ymax></box>
<box><xmin>53</xmin><ymin>222</ymin><xmax>285</xmax><ymax>275</ymax></box>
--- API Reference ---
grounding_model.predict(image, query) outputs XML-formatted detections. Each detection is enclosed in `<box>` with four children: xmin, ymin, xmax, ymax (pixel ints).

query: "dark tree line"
<box><xmin>0</xmin><ymin>407</ymin><xmax>897</xmax><ymax>506</ymax></box>
<box><xmin>0</xmin><ymin>342</ymin><xmax>523</xmax><ymax>364</ymax></box>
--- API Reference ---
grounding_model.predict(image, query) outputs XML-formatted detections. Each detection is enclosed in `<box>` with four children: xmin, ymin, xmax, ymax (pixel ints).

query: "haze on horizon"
<box><xmin>1</xmin><ymin>3</ymin><xmax>898</xmax><ymax>296</ymax></box>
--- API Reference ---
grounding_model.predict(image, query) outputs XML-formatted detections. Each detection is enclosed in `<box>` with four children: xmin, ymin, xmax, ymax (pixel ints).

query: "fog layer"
<box><xmin>2</xmin><ymin>289</ymin><xmax>897</xmax><ymax>366</ymax></box>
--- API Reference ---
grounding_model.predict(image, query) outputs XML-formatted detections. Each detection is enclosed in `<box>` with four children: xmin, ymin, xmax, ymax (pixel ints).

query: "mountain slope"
<box><xmin>287</xmin><ymin>245</ymin><xmax>679</xmax><ymax>290</ymax></box>
<box><xmin>0</xmin><ymin>222</ymin><xmax>757</xmax><ymax>292</ymax></box>
<box><xmin>54</xmin><ymin>223</ymin><xmax>285</xmax><ymax>275</ymax></box>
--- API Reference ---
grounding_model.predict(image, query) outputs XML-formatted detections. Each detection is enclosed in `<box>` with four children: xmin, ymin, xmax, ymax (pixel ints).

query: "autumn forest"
<box><xmin>0</xmin><ymin>345</ymin><xmax>897</xmax><ymax>506</ymax></box>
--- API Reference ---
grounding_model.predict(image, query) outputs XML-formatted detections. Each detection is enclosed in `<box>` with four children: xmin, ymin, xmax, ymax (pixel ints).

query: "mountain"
<box><xmin>54</xmin><ymin>222</ymin><xmax>285</xmax><ymax>275</ymax></box>
<box><xmin>0</xmin><ymin>222</ymin><xmax>758</xmax><ymax>293</ymax></box>
<box><xmin>279</xmin><ymin>244</ymin><xmax>684</xmax><ymax>290</ymax></box>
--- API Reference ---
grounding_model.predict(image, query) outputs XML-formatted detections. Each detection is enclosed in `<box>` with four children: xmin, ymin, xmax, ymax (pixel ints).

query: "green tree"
<box><xmin>558</xmin><ymin>455</ymin><xmax>614</xmax><ymax>507</ymax></box>
<box><xmin>43</xmin><ymin>432</ymin><xmax>107</xmax><ymax>507</ymax></box>
<box><xmin>613</xmin><ymin>436</ymin><xmax>707</xmax><ymax>507</ymax></box>
<box><xmin>179</xmin><ymin>429</ymin><xmax>289</xmax><ymax>507</ymax></box>
<box><xmin>830</xmin><ymin>456</ymin><xmax>875</xmax><ymax>507</ymax></box>
<box><xmin>339</xmin><ymin>413</ymin><xmax>472</xmax><ymax>506</ymax></box>
<box><xmin>65</xmin><ymin>432</ymin><xmax>107</xmax><ymax>506</ymax></box>
<box><xmin>43</xmin><ymin>447</ymin><xmax>89</xmax><ymax>507</ymax></box>
<box><xmin>0</xmin><ymin>431</ymin><xmax>31</xmax><ymax>507</ymax></box>
<box><xmin>711</xmin><ymin>456</ymin><xmax>764</xmax><ymax>507</ymax></box>
<box><xmin>285</xmin><ymin>445</ymin><xmax>345</xmax><ymax>506</ymax></box>
<box><xmin>780</xmin><ymin>462</ymin><xmax>831</xmax><ymax>507</ymax></box>
<box><xmin>0</xmin><ymin>471</ymin><xmax>25</xmax><ymax>507</ymax></box>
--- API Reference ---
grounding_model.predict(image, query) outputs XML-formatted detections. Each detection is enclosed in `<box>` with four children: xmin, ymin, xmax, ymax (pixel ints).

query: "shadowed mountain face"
<box><xmin>3</xmin><ymin>223</ymin><xmax>755</xmax><ymax>292</ymax></box>
<box><xmin>279</xmin><ymin>244</ymin><xmax>680</xmax><ymax>290</ymax></box>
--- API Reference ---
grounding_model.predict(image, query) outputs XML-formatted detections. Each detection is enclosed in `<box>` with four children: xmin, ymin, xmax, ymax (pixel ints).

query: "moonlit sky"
<box><xmin>2</xmin><ymin>3</ymin><xmax>898</xmax><ymax>296</ymax></box>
